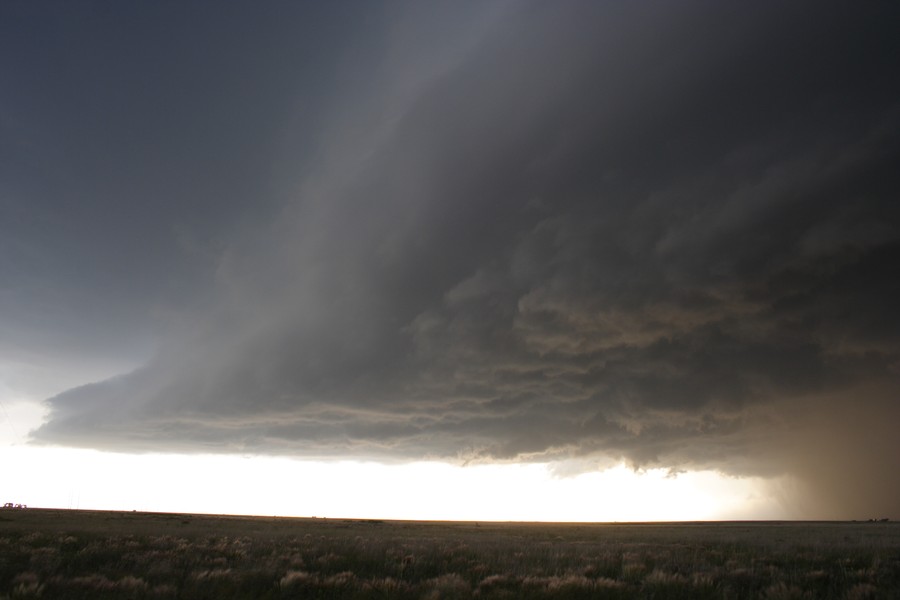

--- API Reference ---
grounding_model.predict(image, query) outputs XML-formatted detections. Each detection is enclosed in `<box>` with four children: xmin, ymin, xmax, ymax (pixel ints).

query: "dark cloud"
<box><xmin>16</xmin><ymin>2</ymin><xmax>900</xmax><ymax>518</ymax></box>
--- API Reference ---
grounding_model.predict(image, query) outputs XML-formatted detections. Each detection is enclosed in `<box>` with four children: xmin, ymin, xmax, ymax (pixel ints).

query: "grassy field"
<box><xmin>1</xmin><ymin>509</ymin><xmax>898</xmax><ymax>598</ymax></box>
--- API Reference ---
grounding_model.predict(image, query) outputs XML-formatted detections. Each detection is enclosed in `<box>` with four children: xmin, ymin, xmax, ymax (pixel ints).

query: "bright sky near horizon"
<box><xmin>2</xmin><ymin>450</ymin><xmax>786</xmax><ymax>523</ymax></box>
<box><xmin>1</xmin><ymin>1</ymin><xmax>898</xmax><ymax>522</ymax></box>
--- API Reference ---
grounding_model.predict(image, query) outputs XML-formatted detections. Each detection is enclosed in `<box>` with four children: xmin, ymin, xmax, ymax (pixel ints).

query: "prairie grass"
<box><xmin>0</xmin><ymin>509</ymin><xmax>898</xmax><ymax>598</ymax></box>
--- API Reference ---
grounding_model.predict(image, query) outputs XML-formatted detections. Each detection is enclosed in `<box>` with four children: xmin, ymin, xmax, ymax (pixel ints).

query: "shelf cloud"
<box><xmin>8</xmin><ymin>2</ymin><xmax>899</xmax><ymax>518</ymax></box>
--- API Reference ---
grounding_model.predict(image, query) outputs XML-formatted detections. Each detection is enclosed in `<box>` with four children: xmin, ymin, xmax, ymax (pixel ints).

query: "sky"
<box><xmin>1</xmin><ymin>1</ymin><xmax>898</xmax><ymax>521</ymax></box>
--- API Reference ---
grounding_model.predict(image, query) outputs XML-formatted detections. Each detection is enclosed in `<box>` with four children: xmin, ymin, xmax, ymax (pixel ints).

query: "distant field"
<box><xmin>1</xmin><ymin>509</ymin><xmax>898</xmax><ymax>598</ymax></box>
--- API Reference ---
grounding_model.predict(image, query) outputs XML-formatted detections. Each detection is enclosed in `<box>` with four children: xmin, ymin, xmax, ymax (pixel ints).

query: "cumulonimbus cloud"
<box><xmin>33</xmin><ymin>1</ymin><xmax>900</xmax><ymax>518</ymax></box>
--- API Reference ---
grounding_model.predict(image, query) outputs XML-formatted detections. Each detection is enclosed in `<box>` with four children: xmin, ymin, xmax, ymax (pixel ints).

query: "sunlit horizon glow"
<box><xmin>1</xmin><ymin>441</ymin><xmax>787</xmax><ymax>522</ymax></box>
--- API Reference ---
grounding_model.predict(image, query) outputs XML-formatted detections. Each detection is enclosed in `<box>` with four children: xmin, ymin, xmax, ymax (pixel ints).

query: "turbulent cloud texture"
<box><xmin>11</xmin><ymin>2</ymin><xmax>900</xmax><ymax>517</ymax></box>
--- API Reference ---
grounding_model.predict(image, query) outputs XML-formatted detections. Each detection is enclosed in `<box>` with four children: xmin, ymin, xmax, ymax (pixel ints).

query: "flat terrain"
<box><xmin>1</xmin><ymin>508</ymin><xmax>898</xmax><ymax>598</ymax></box>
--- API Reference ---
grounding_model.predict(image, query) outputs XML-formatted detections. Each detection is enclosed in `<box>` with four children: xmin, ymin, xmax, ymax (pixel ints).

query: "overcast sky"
<box><xmin>2</xmin><ymin>1</ymin><xmax>899</xmax><ymax>519</ymax></box>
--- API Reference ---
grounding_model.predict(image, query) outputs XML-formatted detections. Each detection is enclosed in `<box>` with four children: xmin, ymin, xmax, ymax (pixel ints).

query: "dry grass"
<box><xmin>1</xmin><ymin>509</ymin><xmax>898</xmax><ymax>598</ymax></box>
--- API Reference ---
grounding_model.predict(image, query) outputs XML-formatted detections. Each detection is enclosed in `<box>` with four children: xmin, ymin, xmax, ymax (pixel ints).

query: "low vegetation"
<box><xmin>1</xmin><ymin>509</ymin><xmax>898</xmax><ymax>598</ymax></box>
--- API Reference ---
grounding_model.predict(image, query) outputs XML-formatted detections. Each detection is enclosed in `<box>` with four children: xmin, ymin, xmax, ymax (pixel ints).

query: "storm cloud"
<box><xmin>8</xmin><ymin>2</ymin><xmax>899</xmax><ymax>518</ymax></box>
